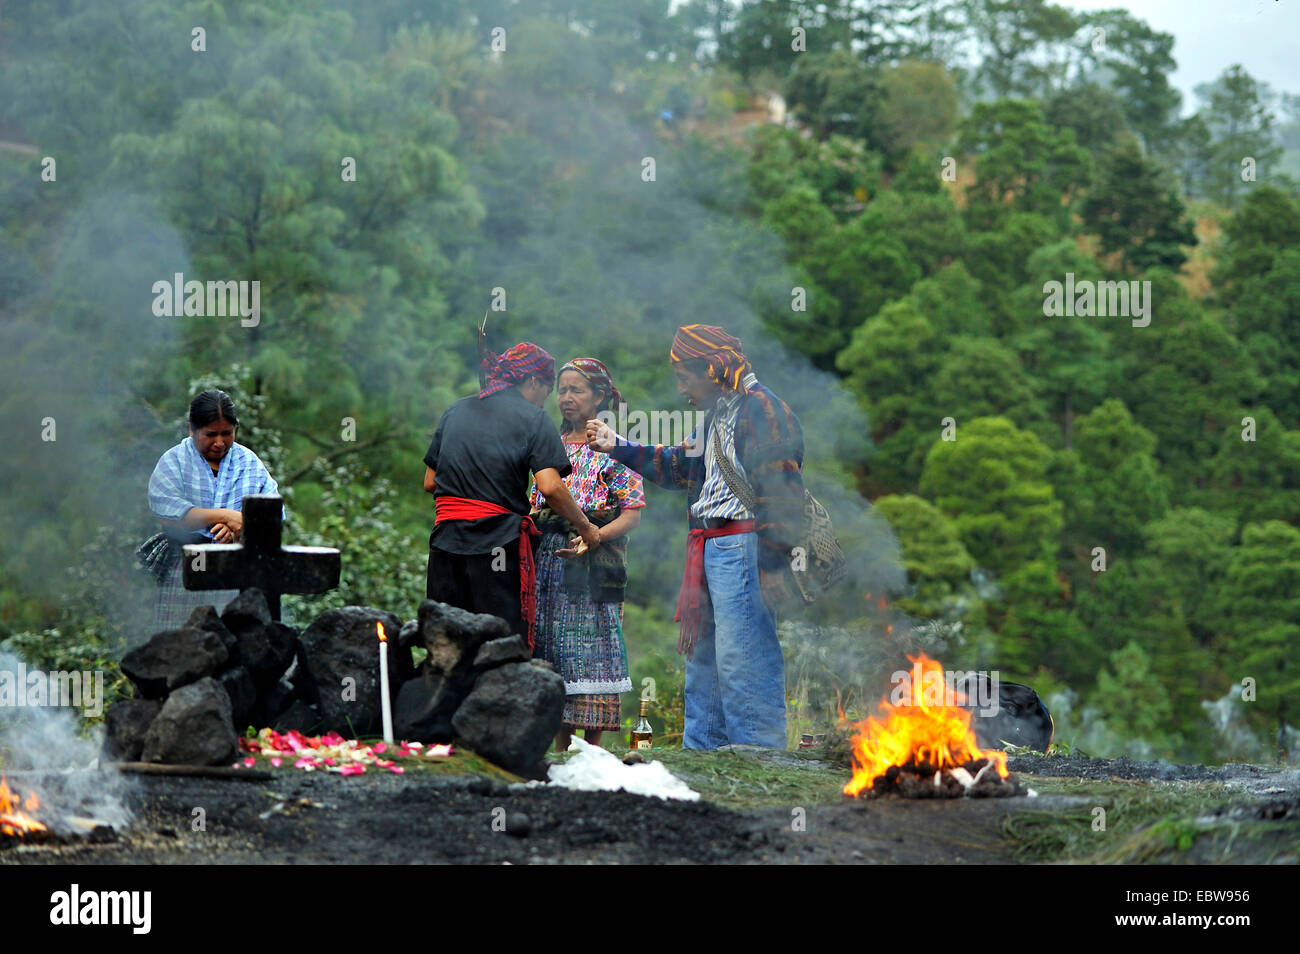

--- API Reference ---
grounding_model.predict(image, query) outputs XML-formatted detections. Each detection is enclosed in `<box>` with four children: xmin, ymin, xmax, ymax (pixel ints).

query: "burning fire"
<box><xmin>376</xmin><ymin>621</ymin><xmax>387</xmax><ymax>642</ymax></box>
<box><xmin>843</xmin><ymin>653</ymin><xmax>1009</xmax><ymax>797</ymax></box>
<box><xmin>0</xmin><ymin>776</ymin><xmax>48</xmax><ymax>838</ymax></box>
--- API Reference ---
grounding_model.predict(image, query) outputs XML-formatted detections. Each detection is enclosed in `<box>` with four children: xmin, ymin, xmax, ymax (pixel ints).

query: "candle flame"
<box><xmin>376</xmin><ymin>621</ymin><xmax>387</xmax><ymax>643</ymax></box>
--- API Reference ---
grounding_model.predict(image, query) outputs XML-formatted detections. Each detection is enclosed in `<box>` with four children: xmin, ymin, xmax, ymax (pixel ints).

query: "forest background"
<box><xmin>2</xmin><ymin>0</ymin><xmax>1298</xmax><ymax>765</ymax></box>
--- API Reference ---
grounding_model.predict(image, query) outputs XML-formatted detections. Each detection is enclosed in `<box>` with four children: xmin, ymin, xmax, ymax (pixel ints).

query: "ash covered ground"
<box><xmin>1</xmin><ymin>770</ymin><xmax>1041</xmax><ymax>864</ymax></box>
<box><xmin>3</xmin><ymin>751</ymin><xmax>1297</xmax><ymax>865</ymax></box>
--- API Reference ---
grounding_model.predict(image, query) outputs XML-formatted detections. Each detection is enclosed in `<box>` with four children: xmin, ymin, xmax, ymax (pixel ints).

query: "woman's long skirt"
<box><xmin>532</xmin><ymin>533</ymin><xmax>632</xmax><ymax>731</ymax></box>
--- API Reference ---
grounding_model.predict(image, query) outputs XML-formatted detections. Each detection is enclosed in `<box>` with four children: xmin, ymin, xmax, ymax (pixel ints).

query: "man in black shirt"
<box><xmin>423</xmin><ymin>342</ymin><xmax>600</xmax><ymax>648</ymax></box>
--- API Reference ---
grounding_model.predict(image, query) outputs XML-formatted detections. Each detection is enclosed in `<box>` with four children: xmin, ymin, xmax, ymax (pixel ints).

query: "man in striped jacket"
<box><xmin>587</xmin><ymin>325</ymin><xmax>805</xmax><ymax>749</ymax></box>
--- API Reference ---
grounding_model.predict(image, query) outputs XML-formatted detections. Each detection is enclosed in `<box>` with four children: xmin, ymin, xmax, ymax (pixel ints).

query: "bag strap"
<box><xmin>710</xmin><ymin>418</ymin><xmax>760</xmax><ymax>515</ymax></box>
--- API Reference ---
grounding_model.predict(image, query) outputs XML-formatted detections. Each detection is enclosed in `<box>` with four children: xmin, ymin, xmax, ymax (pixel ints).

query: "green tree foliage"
<box><xmin>1168</xmin><ymin>112</ymin><xmax>1216</xmax><ymax>201</ymax></box>
<box><xmin>747</xmin><ymin>126</ymin><xmax>880</xmax><ymax>215</ymax></box>
<box><xmin>720</xmin><ymin>0</ymin><xmax>815</xmax><ymax>81</ymax></box>
<box><xmin>1008</xmin><ymin>242</ymin><xmax>1112</xmax><ymax>439</ymax></box>
<box><xmin>1142</xmin><ymin>507</ymin><xmax>1236</xmax><ymax>645</ymax></box>
<box><xmin>1205</xmin><ymin>408</ymin><xmax>1300</xmax><ymax>525</ymax></box>
<box><xmin>1192</xmin><ymin>65</ymin><xmax>1284</xmax><ymax>210</ymax></box>
<box><xmin>785</xmin><ymin>49</ymin><xmax>886</xmax><ymax>149</ymax></box>
<box><xmin>1210</xmin><ymin>185</ymin><xmax>1300</xmax><ymax>307</ymax></box>
<box><xmin>1043</xmin><ymin>82</ymin><xmax>1130</xmax><ymax>157</ymax></box>
<box><xmin>1093</xmin><ymin>641</ymin><xmax>1176</xmax><ymax>755</ymax></box>
<box><xmin>857</xmin><ymin>190</ymin><xmax>964</xmax><ymax>276</ymax></box>
<box><xmin>915</xmin><ymin>415</ymin><xmax>1075</xmax><ymax>679</ymax></box>
<box><xmin>1078</xmin><ymin>8</ymin><xmax>1181</xmax><ymax>155</ymax></box>
<box><xmin>872</xmin><ymin>494</ymin><xmax>975</xmax><ymax>618</ymax></box>
<box><xmin>996</xmin><ymin>556</ymin><xmax>1087</xmax><ymax>682</ymax></box>
<box><xmin>928</xmin><ymin>337</ymin><xmax>1044</xmax><ymax>432</ymax></box>
<box><xmin>4</xmin><ymin>0</ymin><xmax>1298</xmax><ymax>760</ymax></box>
<box><xmin>1073</xmin><ymin>557</ymin><xmax>1204</xmax><ymax>721</ymax></box>
<box><xmin>902</xmin><ymin>261</ymin><xmax>991</xmax><ymax>338</ymax></box>
<box><xmin>1081</xmin><ymin>133</ymin><xmax>1196</xmax><ymax>272</ymax></box>
<box><xmin>1232</xmin><ymin>251</ymin><xmax>1300</xmax><ymax>426</ymax></box>
<box><xmin>1064</xmin><ymin>399</ymin><xmax>1170</xmax><ymax>556</ymax></box>
<box><xmin>872</xmin><ymin>495</ymin><xmax>991</xmax><ymax>658</ymax></box>
<box><xmin>962</xmin><ymin>212</ymin><xmax>1059</xmax><ymax>306</ymax></box>
<box><xmin>1217</xmin><ymin>521</ymin><xmax>1300</xmax><ymax>757</ymax></box>
<box><xmin>1111</xmin><ymin>300</ymin><xmax>1263</xmax><ymax>492</ymax></box>
<box><xmin>964</xmin><ymin>0</ymin><xmax>1081</xmax><ymax>100</ymax></box>
<box><xmin>105</xmin><ymin>6</ymin><xmax>482</xmax><ymax>449</ymax></box>
<box><xmin>958</xmin><ymin>99</ymin><xmax>1091</xmax><ymax>233</ymax></box>
<box><xmin>877</xmin><ymin>59</ymin><xmax>960</xmax><ymax>161</ymax></box>
<box><xmin>814</xmin><ymin>217</ymin><xmax>921</xmax><ymax>353</ymax></box>
<box><xmin>919</xmin><ymin>417</ymin><xmax>1063</xmax><ymax>577</ymax></box>
<box><xmin>839</xmin><ymin>299</ymin><xmax>940</xmax><ymax>436</ymax></box>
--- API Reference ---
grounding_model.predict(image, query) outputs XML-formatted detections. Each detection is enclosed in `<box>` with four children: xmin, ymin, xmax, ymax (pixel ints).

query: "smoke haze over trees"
<box><xmin>1</xmin><ymin>0</ymin><xmax>1297</xmax><ymax>762</ymax></box>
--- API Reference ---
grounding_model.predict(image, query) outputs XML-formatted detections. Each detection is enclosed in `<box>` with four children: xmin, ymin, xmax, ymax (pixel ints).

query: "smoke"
<box><xmin>0</xmin><ymin>188</ymin><xmax>187</xmax><ymax>621</ymax></box>
<box><xmin>0</xmin><ymin>651</ymin><xmax>132</xmax><ymax>832</ymax></box>
<box><xmin>461</xmin><ymin>20</ymin><xmax>907</xmax><ymax>632</ymax></box>
<box><xmin>1</xmin><ymin>3</ymin><xmax>916</xmax><ymax>726</ymax></box>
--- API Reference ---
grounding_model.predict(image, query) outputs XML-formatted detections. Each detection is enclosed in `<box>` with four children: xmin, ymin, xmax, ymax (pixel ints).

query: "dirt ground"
<box><xmin>3</xmin><ymin>750</ymin><xmax>1296</xmax><ymax>865</ymax></box>
<box><xmin>1</xmin><ymin>770</ymin><xmax>1076</xmax><ymax>865</ymax></box>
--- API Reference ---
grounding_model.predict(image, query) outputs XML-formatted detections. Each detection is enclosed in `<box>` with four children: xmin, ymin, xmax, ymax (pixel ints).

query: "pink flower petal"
<box><xmin>373</xmin><ymin>742</ymin><xmax>387</xmax><ymax>754</ymax></box>
<box><xmin>388</xmin><ymin>766</ymin><xmax>405</xmax><ymax>775</ymax></box>
<box><xmin>270</xmin><ymin>757</ymin><xmax>282</xmax><ymax>767</ymax></box>
<box><xmin>243</xmin><ymin>757</ymin><xmax>256</xmax><ymax>768</ymax></box>
<box><xmin>338</xmin><ymin>764</ymin><xmax>365</xmax><ymax>776</ymax></box>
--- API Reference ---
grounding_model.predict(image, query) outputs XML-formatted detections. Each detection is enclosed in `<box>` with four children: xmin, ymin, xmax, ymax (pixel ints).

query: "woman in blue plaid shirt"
<box><xmin>141</xmin><ymin>389</ymin><xmax>280</xmax><ymax>630</ymax></box>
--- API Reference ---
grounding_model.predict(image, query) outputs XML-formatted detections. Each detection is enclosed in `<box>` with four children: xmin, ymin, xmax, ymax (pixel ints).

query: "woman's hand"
<box><xmin>210</xmin><ymin>522</ymin><xmax>237</xmax><ymax>543</ymax></box>
<box><xmin>218</xmin><ymin>508</ymin><xmax>243</xmax><ymax>537</ymax></box>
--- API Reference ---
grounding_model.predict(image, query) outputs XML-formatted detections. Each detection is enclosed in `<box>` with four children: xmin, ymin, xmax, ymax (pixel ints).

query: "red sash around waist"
<box><xmin>434</xmin><ymin>495</ymin><xmax>541</xmax><ymax>651</ymax></box>
<box><xmin>674</xmin><ymin>520</ymin><xmax>756</xmax><ymax>659</ymax></box>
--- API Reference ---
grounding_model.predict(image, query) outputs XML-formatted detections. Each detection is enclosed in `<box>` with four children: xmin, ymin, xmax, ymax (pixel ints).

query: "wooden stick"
<box><xmin>110</xmin><ymin>762</ymin><xmax>273</xmax><ymax>781</ymax></box>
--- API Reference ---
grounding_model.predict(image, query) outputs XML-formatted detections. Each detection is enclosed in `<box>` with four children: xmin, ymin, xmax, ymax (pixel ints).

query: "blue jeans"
<box><xmin>682</xmin><ymin>532</ymin><xmax>786</xmax><ymax>749</ymax></box>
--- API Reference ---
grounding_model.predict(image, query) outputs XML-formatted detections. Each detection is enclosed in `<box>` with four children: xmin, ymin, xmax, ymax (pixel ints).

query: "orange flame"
<box><xmin>376</xmin><ymin>621</ymin><xmax>387</xmax><ymax>643</ymax></box>
<box><xmin>0</xmin><ymin>776</ymin><xmax>48</xmax><ymax>837</ymax></box>
<box><xmin>843</xmin><ymin>653</ymin><xmax>1008</xmax><ymax>797</ymax></box>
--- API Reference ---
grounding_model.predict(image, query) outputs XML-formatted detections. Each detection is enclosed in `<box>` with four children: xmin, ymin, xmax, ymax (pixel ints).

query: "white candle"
<box><xmin>377</xmin><ymin>622</ymin><xmax>393</xmax><ymax>744</ymax></box>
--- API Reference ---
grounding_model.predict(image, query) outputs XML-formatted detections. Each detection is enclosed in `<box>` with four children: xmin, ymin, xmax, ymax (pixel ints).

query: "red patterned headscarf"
<box><xmin>479</xmin><ymin>342</ymin><xmax>556</xmax><ymax>399</ymax></box>
<box><xmin>670</xmin><ymin>324</ymin><xmax>752</xmax><ymax>391</ymax></box>
<box><xmin>558</xmin><ymin>358</ymin><xmax>623</xmax><ymax>419</ymax></box>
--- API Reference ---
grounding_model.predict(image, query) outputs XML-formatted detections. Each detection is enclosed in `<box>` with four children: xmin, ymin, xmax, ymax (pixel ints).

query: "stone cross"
<box><xmin>181</xmin><ymin>494</ymin><xmax>340</xmax><ymax>621</ymax></box>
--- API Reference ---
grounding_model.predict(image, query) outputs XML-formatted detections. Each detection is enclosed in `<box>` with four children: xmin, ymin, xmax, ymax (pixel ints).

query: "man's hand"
<box><xmin>210</xmin><ymin>522</ymin><xmax>237</xmax><ymax>543</ymax></box>
<box><xmin>556</xmin><ymin>525</ymin><xmax>602</xmax><ymax>559</ymax></box>
<box><xmin>586</xmin><ymin>419</ymin><xmax>617</xmax><ymax>453</ymax></box>
<box><xmin>578</xmin><ymin>521</ymin><xmax>603</xmax><ymax>553</ymax></box>
<box><xmin>760</xmin><ymin>567</ymin><xmax>791</xmax><ymax>614</ymax></box>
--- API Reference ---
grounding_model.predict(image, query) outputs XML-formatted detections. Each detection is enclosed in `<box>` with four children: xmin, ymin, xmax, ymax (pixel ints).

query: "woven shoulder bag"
<box><xmin>710</xmin><ymin>425</ymin><xmax>847</xmax><ymax>604</ymax></box>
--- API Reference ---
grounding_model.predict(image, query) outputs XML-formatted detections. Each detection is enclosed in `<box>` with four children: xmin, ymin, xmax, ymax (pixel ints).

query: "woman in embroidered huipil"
<box><xmin>531</xmin><ymin>358</ymin><xmax>643</xmax><ymax>751</ymax></box>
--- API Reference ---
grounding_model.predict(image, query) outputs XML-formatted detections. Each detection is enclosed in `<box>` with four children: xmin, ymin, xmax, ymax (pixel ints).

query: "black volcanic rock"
<box><xmin>140</xmin><ymin>677</ymin><xmax>237</xmax><ymax>766</ymax></box>
<box><xmin>298</xmin><ymin>606</ymin><xmax>408</xmax><ymax>736</ymax></box>
<box><xmin>121</xmin><ymin>628</ymin><xmax>229</xmax><ymax>699</ymax></box>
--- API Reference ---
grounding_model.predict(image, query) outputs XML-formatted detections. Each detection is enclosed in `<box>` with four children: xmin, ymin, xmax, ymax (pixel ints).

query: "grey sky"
<box><xmin>669</xmin><ymin>0</ymin><xmax>1299</xmax><ymax>116</ymax></box>
<box><xmin>1028</xmin><ymin>0</ymin><xmax>1299</xmax><ymax>115</ymax></box>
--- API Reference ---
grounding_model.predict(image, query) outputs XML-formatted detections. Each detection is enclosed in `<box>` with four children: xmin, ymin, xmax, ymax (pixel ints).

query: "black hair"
<box><xmin>188</xmin><ymin>389</ymin><xmax>239</xmax><ymax>429</ymax></box>
<box><xmin>675</xmin><ymin>357</ymin><xmax>713</xmax><ymax>380</ymax></box>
